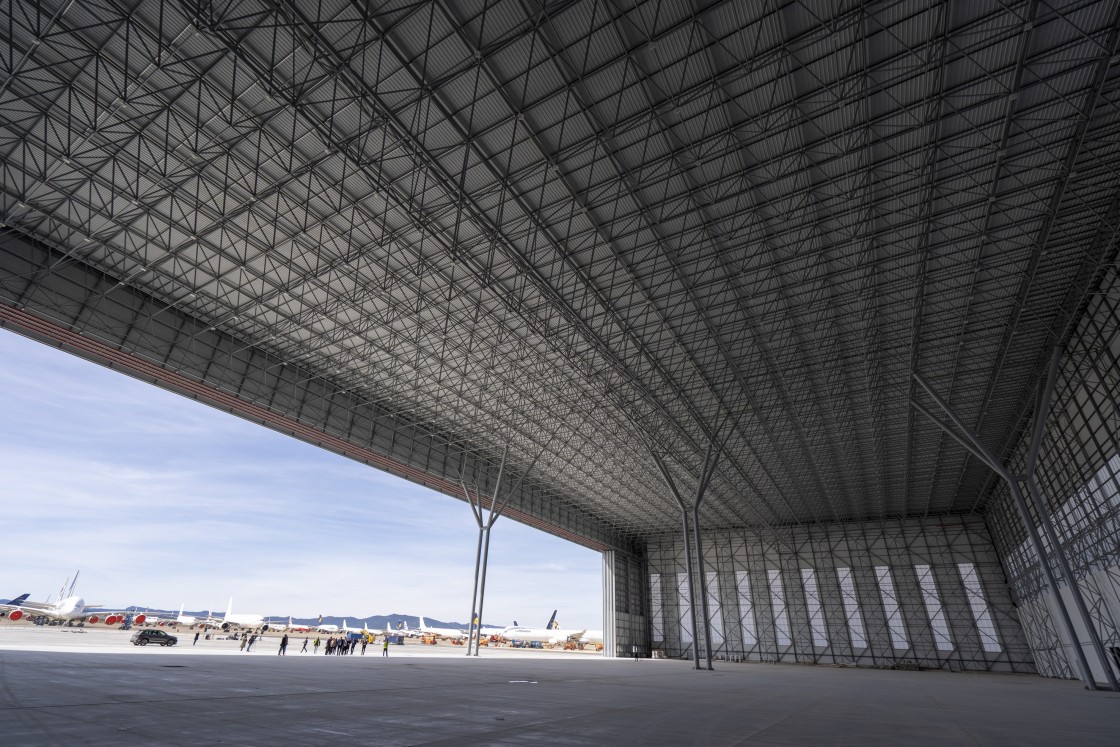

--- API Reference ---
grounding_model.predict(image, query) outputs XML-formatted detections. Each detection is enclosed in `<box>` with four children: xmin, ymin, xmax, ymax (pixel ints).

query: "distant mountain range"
<box><xmin>0</xmin><ymin>601</ymin><xmax>508</xmax><ymax>631</ymax></box>
<box><xmin>91</xmin><ymin>609</ymin><xmax>504</xmax><ymax>630</ymax></box>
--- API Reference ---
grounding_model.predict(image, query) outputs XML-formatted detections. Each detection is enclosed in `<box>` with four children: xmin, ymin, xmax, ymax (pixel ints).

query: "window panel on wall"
<box><xmin>801</xmin><ymin>568</ymin><xmax>829</xmax><ymax>646</ymax></box>
<box><xmin>677</xmin><ymin>572</ymin><xmax>693</xmax><ymax>645</ymax></box>
<box><xmin>875</xmin><ymin>565</ymin><xmax>909</xmax><ymax>649</ymax></box>
<box><xmin>915</xmin><ymin>564</ymin><xmax>954</xmax><ymax>651</ymax></box>
<box><xmin>735</xmin><ymin>570</ymin><xmax>757</xmax><ymax>646</ymax></box>
<box><xmin>837</xmin><ymin>567</ymin><xmax>867</xmax><ymax>648</ymax></box>
<box><xmin>650</xmin><ymin>573</ymin><xmax>664</xmax><ymax>642</ymax></box>
<box><xmin>706</xmin><ymin>572</ymin><xmax>724</xmax><ymax>647</ymax></box>
<box><xmin>959</xmin><ymin>563</ymin><xmax>1002</xmax><ymax>653</ymax></box>
<box><xmin>768</xmin><ymin>569</ymin><xmax>792</xmax><ymax>646</ymax></box>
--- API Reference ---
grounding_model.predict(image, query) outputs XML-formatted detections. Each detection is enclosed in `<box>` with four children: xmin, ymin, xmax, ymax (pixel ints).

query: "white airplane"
<box><xmin>340</xmin><ymin>619</ymin><xmax>372</xmax><ymax>635</ymax></box>
<box><xmin>270</xmin><ymin>616</ymin><xmax>312</xmax><ymax>633</ymax></box>
<box><xmin>174</xmin><ymin>604</ymin><xmax>209</xmax><ymax>626</ymax></box>
<box><xmin>0</xmin><ymin>572</ymin><xmax>147</xmax><ymax>627</ymax></box>
<box><xmin>500</xmin><ymin>611</ymin><xmax>603</xmax><ymax>646</ymax></box>
<box><xmin>217</xmin><ymin>598</ymin><xmax>265</xmax><ymax>629</ymax></box>
<box><xmin>385</xmin><ymin>620</ymin><xmax>422</xmax><ymax>638</ymax></box>
<box><xmin>186</xmin><ymin>598</ymin><xmax>264</xmax><ymax>629</ymax></box>
<box><xmin>418</xmin><ymin>616</ymin><xmax>468</xmax><ymax>639</ymax></box>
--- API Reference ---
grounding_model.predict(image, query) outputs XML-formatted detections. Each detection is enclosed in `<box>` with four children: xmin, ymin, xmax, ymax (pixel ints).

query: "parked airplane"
<box><xmin>340</xmin><ymin>619</ymin><xmax>372</xmax><ymax>635</ymax></box>
<box><xmin>281</xmin><ymin>617</ymin><xmax>312</xmax><ymax>633</ymax></box>
<box><xmin>386</xmin><ymin>620</ymin><xmax>422</xmax><ymax>638</ymax></box>
<box><xmin>147</xmin><ymin>612</ymin><xmax>180</xmax><ymax>626</ymax></box>
<box><xmin>500</xmin><ymin>611</ymin><xmax>603</xmax><ymax>645</ymax></box>
<box><xmin>216</xmin><ymin>598</ymin><xmax>265</xmax><ymax>629</ymax></box>
<box><xmin>184</xmin><ymin>598</ymin><xmax>264</xmax><ymax>630</ymax></box>
<box><xmin>174</xmin><ymin>604</ymin><xmax>204</xmax><ymax>626</ymax></box>
<box><xmin>0</xmin><ymin>572</ymin><xmax>146</xmax><ymax>626</ymax></box>
<box><xmin>418</xmin><ymin>616</ymin><xmax>468</xmax><ymax>639</ymax></box>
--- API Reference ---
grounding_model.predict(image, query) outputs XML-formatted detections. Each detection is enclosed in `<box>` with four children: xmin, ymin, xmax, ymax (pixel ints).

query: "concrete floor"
<box><xmin>2</xmin><ymin>630</ymin><xmax>1117</xmax><ymax>745</ymax></box>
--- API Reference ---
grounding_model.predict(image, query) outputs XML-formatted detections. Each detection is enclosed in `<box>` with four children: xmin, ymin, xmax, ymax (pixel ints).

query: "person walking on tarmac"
<box><xmin>361</xmin><ymin>636</ymin><xmax>368</xmax><ymax>655</ymax></box>
<box><xmin>279</xmin><ymin>633</ymin><xmax>289</xmax><ymax>656</ymax></box>
<box><xmin>193</xmin><ymin>631</ymin><xmax>200</xmax><ymax>646</ymax></box>
<box><xmin>382</xmin><ymin>636</ymin><xmax>389</xmax><ymax>657</ymax></box>
<box><xmin>313</xmin><ymin>637</ymin><xmax>321</xmax><ymax>654</ymax></box>
<box><xmin>301</xmin><ymin>637</ymin><xmax>309</xmax><ymax>653</ymax></box>
<box><xmin>240</xmin><ymin>635</ymin><xmax>248</xmax><ymax>652</ymax></box>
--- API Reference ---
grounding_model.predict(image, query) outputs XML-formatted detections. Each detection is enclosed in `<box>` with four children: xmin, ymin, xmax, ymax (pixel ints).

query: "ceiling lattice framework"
<box><xmin>2</xmin><ymin>0</ymin><xmax>1119</xmax><ymax>543</ymax></box>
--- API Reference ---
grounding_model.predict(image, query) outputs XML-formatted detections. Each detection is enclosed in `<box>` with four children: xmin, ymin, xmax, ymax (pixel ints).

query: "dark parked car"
<box><xmin>131</xmin><ymin>629</ymin><xmax>178</xmax><ymax>647</ymax></box>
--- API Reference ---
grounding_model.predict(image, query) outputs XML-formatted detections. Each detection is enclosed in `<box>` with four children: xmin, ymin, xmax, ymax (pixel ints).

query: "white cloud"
<box><xmin>0</xmin><ymin>330</ymin><xmax>603</xmax><ymax>626</ymax></box>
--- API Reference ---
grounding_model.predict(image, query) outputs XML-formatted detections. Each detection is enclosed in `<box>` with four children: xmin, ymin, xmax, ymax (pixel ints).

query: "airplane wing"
<box><xmin>1</xmin><ymin>602</ymin><xmax>145</xmax><ymax>625</ymax></box>
<box><xmin>0</xmin><ymin>595</ymin><xmax>44</xmax><ymax>613</ymax></box>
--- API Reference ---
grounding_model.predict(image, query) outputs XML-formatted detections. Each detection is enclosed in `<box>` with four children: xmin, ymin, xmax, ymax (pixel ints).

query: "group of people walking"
<box><xmin>190</xmin><ymin>629</ymin><xmax>393</xmax><ymax>656</ymax></box>
<box><xmin>309</xmin><ymin>635</ymin><xmax>389</xmax><ymax>656</ymax></box>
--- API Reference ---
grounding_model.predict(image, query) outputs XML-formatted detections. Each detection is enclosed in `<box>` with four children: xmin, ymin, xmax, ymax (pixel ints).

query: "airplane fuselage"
<box><xmin>501</xmin><ymin>626</ymin><xmax>604</xmax><ymax>645</ymax></box>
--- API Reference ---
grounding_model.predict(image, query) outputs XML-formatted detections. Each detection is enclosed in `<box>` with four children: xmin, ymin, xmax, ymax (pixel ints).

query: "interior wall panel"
<box><xmin>645</xmin><ymin>517</ymin><xmax>1034</xmax><ymax>673</ymax></box>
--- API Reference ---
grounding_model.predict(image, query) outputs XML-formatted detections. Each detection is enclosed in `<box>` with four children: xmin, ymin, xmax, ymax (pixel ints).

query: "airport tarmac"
<box><xmin>0</xmin><ymin>624</ymin><xmax>591</xmax><ymax>658</ymax></box>
<box><xmin>2</xmin><ymin>626</ymin><xmax>1118</xmax><ymax>746</ymax></box>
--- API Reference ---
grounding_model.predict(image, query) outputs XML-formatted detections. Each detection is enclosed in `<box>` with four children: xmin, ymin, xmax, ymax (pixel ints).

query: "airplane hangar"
<box><xmin>2</xmin><ymin>0</ymin><xmax>1120</xmax><ymax>696</ymax></box>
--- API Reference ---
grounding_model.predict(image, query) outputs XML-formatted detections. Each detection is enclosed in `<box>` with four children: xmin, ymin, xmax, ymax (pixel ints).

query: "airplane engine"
<box><xmin>105</xmin><ymin>615</ymin><xmax>119</xmax><ymax>625</ymax></box>
<box><xmin>221</xmin><ymin>622</ymin><xmax>231</xmax><ymax>630</ymax></box>
<box><xmin>133</xmin><ymin>614</ymin><xmax>146</xmax><ymax>624</ymax></box>
<box><xmin>87</xmin><ymin>615</ymin><xmax>99</xmax><ymax>624</ymax></box>
<box><xmin>8</xmin><ymin>610</ymin><xmax>23</xmax><ymax>621</ymax></box>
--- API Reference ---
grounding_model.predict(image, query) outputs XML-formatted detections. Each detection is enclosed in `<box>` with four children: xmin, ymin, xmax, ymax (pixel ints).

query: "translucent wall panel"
<box><xmin>768</xmin><ymin>569</ymin><xmax>792</xmax><ymax>646</ymax></box>
<box><xmin>875</xmin><ymin>566</ymin><xmax>909</xmax><ymax>649</ymax></box>
<box><xmin>801</xmin><ymin>568</ymin><xmax>829</xmax><ymax>646</ymax></box>
<box><xmin>645</xmin><ymin>518</ymin><xmax>1031</xmax><ymax>671</ymax></box>
<box><xmin>677</xmin><ymin>573</ymin><xmax>693</xmax><ymax>645</ymax></box>
<box><xmin>650</xmin><ymin>573</ymin><xmax>664</xmax><ymax>643</ymax></box>
<box><xmin>983</xmin><ymin>262</ymin><xmax>1120</xmax><ymax>678</ymax></box>
<box><xmin>735</xmin><ymin>570</ymin><xmax>757</xmax><ymax>646</ymax></box>
<box><xmin>959</xmin><ymin>563</ymin><xmax>1001</xmax><ymax>653</ymax></box>
<box><xmin>836</xmin><ymin>567</ymin><xmax>867</xmax><ymax>648</ymax></box>
<box><xmin>915</xmin><ymin>564</ymin><xmax>953</xmax><ymax>651</ymax></box>
<box><xmin>706</xmin><ymin>571</ymin><xmax>724</xmax><ymax>647</ymax></box>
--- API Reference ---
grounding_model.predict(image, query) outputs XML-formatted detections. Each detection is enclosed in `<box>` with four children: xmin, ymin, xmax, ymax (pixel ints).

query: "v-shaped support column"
<box><xmin>648</xmin><ymin>418</ymin><xmax>736</xmax><ymax>671</ymax></box>
<box><xmin>913</xmin><ymin>351</ymin><xmax>1119</xmax><ymax>691</ymax></box>
<box><xmin>460</xmin><ymin>446</ymin><xmax>541</xmax><ymax>656</ymax></box>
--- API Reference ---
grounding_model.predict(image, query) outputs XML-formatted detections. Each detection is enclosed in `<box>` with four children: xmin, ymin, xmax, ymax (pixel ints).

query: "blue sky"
<box><xmin>0</xmin><ymin>329</ymin><xmax>602</xmax><ymax>628</ymax></box>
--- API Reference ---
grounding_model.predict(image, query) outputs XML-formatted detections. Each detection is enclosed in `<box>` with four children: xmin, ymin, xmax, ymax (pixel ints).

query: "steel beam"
<box><xmin>913</xmin><ymin>371</ymin><xmax>1115</xmax><ymax>690</ymax></box>
<box><xmin>650</xmin><ymin>436</ymin><xmax>729</xmax><ymax>671</ymax></box>
<box><xmin>1021</xmin><ymin>348</ymin><xmax>1120</xmax><ymax>691</ymax></box>
<box><xmin>651</xmin><ymin>450</ymin><xmax>702</xmax><ymax>670</ymax></box>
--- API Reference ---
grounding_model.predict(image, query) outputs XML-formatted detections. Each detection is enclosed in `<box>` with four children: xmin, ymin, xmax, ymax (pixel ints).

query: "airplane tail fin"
<box><xmin>546</xmin><ymin>610</ymin><xmax>557</xmax><ymax>629</ymax></box>
<box><xmin>225</xmin><ymin>597</ymin><xmax>233</xmax><ymax>619</ymax></box>
<box><xmin>420</xmin><ymin>616</ymin><xmax>427</xmax><ymax>630</ymax></box>
<box><xmin>8</xmin><ymin>593</ymin><xmax>30</xmax><ymax>606</ymax></box>
<box><xmin>179</xmin><ymin>603</ymin><xmax>184</xmax><ymax>617</ymax></box>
